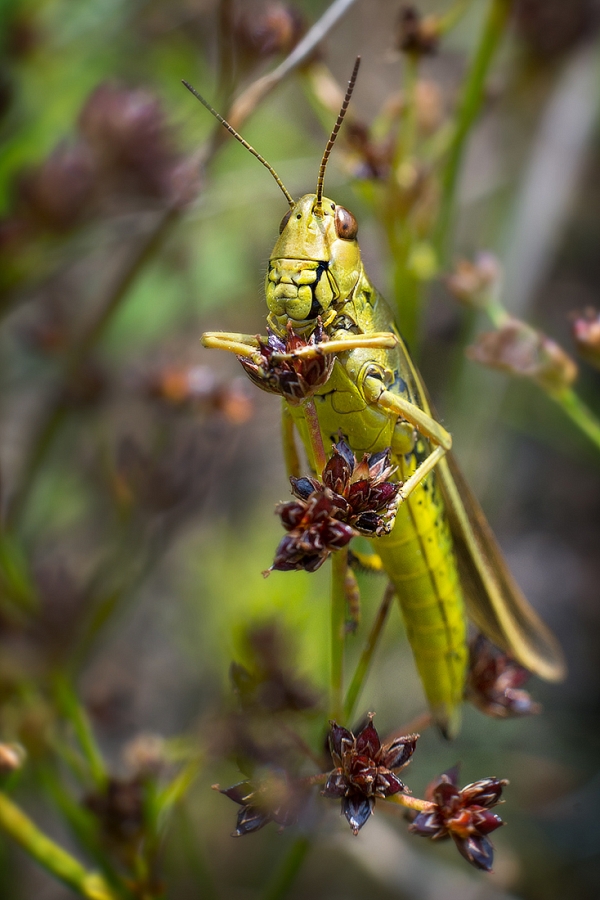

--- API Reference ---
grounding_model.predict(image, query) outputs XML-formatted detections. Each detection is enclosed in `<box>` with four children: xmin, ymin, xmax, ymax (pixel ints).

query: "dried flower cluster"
<box><xmin>85</xmin><ymin>778</ymin><xmax>146</xmax><ymax>848</ymax></box>
<box><xmin>271</xmin><ymin>439</ymin><xmax>400</xmax><ymax>572</ymax></box>
<box><xmin>238</xmin><ymin>320</ymin><xmax>333</xmax><ymax>404</ymax></box>
<box><xmin>0</xmin><ymin>82</ymin><xmax>185</xmax><ymax>295</ymax></box>
<box><xmin>216</xmin><ymin>772</ymin><xmax>304</xmax><ymax>837</ymax></box>
<box><xmin>445</xmin><ymin>254</ymin><xmax>500</xmax><ymax>309</ymax></box>
<box><xmin>410</xmin><ymin>767</ymin><xmax>507</xmax><ymax>871</ymax></box>
<box><xmin>142</xmin><ymin>364</ymin><xmax>253</xmax><ymax>423</ymax></box>
<box><xmin>217</xmin><ymin>716</ymin><xmax>509</xmax><ymax>873</ymax></box>
<box><xmin>572</xmin><ymin>307</ymin><xmax>600</xmax><ymax>371</ymax></box>
<box><xmin>467</xmin><ymin>317</ymin><xmax>578</xmax><ymax>394</ymax></box>
<box><xmin>397</xmin><ymin>6</ymin><xmax>440</xmax><ymax>56</ymax></box>
<box><xmin>322</xmin><ymin>716</ymin><xmax>417</xmax><ymax>834</ymax></box>
<box><xmin>467</xmin><ymin>635</ymin><xmax>541</xmax><ymax>718</ymax></box>
<box><xmin>234</xmin><ymin>3</ymin><xmax>306</xmax><ymax>63</ymax></box>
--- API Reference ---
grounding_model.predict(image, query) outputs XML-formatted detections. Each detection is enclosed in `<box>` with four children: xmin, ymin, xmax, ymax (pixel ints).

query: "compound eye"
<box><xmin>279</xmin><ymin>209</ymin><xmax>292</xmax><ymax>233</ymax></box>
<box><xmin>335</xmin><ymin>206</ymin><xmax>358</xmax><ymax>240</ymax></box>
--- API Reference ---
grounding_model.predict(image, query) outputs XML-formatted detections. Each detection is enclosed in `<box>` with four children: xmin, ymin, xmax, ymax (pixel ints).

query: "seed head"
<box><xmin>323</xmin><ymin>715</ymin><xmax>418</xmax><ymax>835</ymax></box>
<box><xmin>467</xmin><ymin>318</ymin><xmax>578</xmax><ymax>395</ymax></box>
<box><xmin>239</xmin><ymin>321</ymin><xmax>333</xmax><ymax>404</ymax></box>
<box><xmin>397</xmin><ymin>6</ymin><xmax>440</xmax><ymax>56</ymax></box>
<box><xmin>410</xmin><ymin>767</ymin><xmax>507</xmax><ymax>871</ymax></box>
<box><xmin>217</xmin><ymin>770</ymin><xmax>305</xmax><ymax>837</ymax></box>
<box><xmin>270</xmin><ymin>440</ymin><xmax>400</xmax><ymax>573</ymax></box>
<box><xmin>467</xmin><ymin>635</ymin><xmax>541</xmax><ymax>718</ymax></box>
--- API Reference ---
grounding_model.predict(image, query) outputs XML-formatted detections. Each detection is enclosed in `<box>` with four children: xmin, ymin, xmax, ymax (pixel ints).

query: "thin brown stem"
<box><xmin>228</xmin><ymin>0</ymin><xmax>360</xmax><ymax>131</ymax></box>
<box><xmin>302</xmin><ymin>399</ymin><xmax>327</xmax><ymax>474</ymax></box>
<box><xmin>385</xmin><ymin>711</ymin><xmax>433</xmax><ymax>743</ymax></box>
<box><xmin>278</xmin><ymin>723</ymin><xmax>324</xmax><ymax>770</ymax></box>
<box><xmin>301</xmin><ymin>773</ymin><xmax>328</xmax><ymax>787</ymax></box>
<box><xmin>434</xmin><ymin>0</ymin><xmax>513</xmax><ymax>263</ymax></box>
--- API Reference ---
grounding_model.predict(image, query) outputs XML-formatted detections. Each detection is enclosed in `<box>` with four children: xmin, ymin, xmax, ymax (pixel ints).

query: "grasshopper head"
<box><xmin>266</xmin><ymin>193</ymin><xmax>362</xmax><ymax>334</ymax></box>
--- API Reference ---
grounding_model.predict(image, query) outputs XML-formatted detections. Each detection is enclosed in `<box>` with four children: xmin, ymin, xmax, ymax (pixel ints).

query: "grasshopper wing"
<box><xmin>437</xmin><ymin>453</ymin><xmax>566</xmax><ymax>682</ymax></box>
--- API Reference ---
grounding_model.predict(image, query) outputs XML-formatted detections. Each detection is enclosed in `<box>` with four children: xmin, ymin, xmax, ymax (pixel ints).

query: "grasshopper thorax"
<box><xmin>266</xmin><ymin>193</ymin><xmax>363</xmax><ymax>336</ymax></box>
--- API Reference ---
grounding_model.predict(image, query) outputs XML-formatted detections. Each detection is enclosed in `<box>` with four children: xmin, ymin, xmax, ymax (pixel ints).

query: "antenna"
<box><xmin>315</xmin><ymin>56</ymin><xmax>361</xmax><ymax>213</ymax></box>
<box><xmin>182</xmin><ymin>80</ymin><xmax>295</xmax><ymax>208</ymax></box>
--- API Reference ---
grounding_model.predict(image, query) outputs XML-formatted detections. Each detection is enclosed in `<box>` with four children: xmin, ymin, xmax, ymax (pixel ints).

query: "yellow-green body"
<box><xmin>269</xmin><ymin>195</ymin><xmax>467</xmax><ymax>729</ymax></box>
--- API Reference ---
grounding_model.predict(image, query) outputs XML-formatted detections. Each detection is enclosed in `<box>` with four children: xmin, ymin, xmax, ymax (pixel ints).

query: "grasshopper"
<box><xmin>184</xmin><ymin>59</ymin><xmax>565</xmax><ymax>736</ymax></box>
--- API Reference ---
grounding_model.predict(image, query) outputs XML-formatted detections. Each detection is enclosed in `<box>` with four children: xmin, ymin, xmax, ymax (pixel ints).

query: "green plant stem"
<box><xmin>438</xmin><ymin>0</ymin><xmax>477</xmax><ymax>33</ymax></box>
<box><xmin>330</xmin><ymin>547</ymin><xmax>348</xmax><ymax>721</ymax></box>
<box><xmin>385</xmin><ymin>792</ymin><xmax>435</xmax><ymax>813</ymax></box>
<box><xmin>54</xmin><ymin>676</ymin><xmax>107</xmax><ymax>789</ymax></box>
<box><xmin>0</xmin><ymin>792</ymin><xmax>118</xmax><ymax>900</ymax></box>
<box><xmin>343</xmin><ymin>582</ymin><xmax>395</xmax><ymax>721</ymax></box>
<box><xmin>394</xmin><ymin>53</ymin><xmax>419</xmax><ymax>171</ymax></box>
<box><xmin>480</xmin><ymin>292</ymin><xmax>600</xmax><ymax>453</ymax></box>
<box><xmin>302</xmin><ymin>399</ymin><xmax>327</xmax><ymax>473</ymax></box>
<box><xmin>177</xmin><ymin>805</ymin><xmax>220</xmax><ymax>900</ymax></box>
<box><xmin>434</xmin><ymin>0</ymin><xmax>513</xmax><ymax>263</ymax></box>
<box><xmin>262</xmin><ymin>836</ymin><xmax>311</xmax><ymax>900</ymax></box>
<box><xmin>38</xmin><ymin>765</ymin><xmax>128</xmax><ymax>896</ymax></box>
<box><xmin>550</xmin><ymin>387</ymin><xmax>600</xmax><ymax>452</ymax></box>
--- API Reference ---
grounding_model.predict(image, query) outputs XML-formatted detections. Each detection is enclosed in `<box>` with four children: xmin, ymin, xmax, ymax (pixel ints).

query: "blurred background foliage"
<box><xmin>1</xmin><ymin>0</ymin><xmax>600</xmax><ymax>898</ymax></box>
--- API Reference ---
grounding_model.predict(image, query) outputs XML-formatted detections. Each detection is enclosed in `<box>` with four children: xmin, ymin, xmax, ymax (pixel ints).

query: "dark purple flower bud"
<box><xmin>367</xmin><ymin>482</ymin><xmax>400</xmax><ymax>508</ymax></box>
<box><xmin>374</xmin><ymin>770</ymin><xmax>404</xmax><ymax>796</ymax></box>
<box><xmin>329</xmin><ymin>722</ymin><xmax>354</xmax><ymax>764</ymax></box>
<box><xmin>366</xmin><ymin>448</ymin><xmax>392</xmax><ymax>476</ymax></box>
<box><xmin>346</xmin><ymin>479</ymin><xmax>372</xmax><ymax>512</ymax></box>
<box><xmin>233</xmin><ymin>805</ymin><xmax>272</xmax><ymax>836</ymax></box>
<box><xmin>411</xmin><ymin>809</ymin><xmax>445</xmax><ymax>838</ymax></box>
<box><xmin>334</xmin><ymin>439</ymin><xmax>356</xmax><ymax>473</ymax></box>
<box><xmin>434</xmin><ymin>779</ymin><xmax>461</xmax><ymax>813</ymax></box>
<box><xmin>355</xmin><ymin>718</ymin><xmax>381</xmax><ymax>757</ymax></box>
<box><xmin>380</xmin><ymin>734</ymin><xmax>418</xmax><ymax>770</ymax></box>
<box><xmin>460</xmin><ymin>777</ymin><xmax>507</xmax><ymax>809</ymax></box>
<box><xmin>323</xmin><ymin>452</ymin><xmax>352</xmax><ymax>495</ymax></box>
<box><xmin>454</xmin><ymin>834</ymin><xmax>495</xmax><ymax>872</ymax></box>
<box><xmin>290</xmin><ymin>476</ymin><xmax>319</xmax><ymax>500</ymax></box>
<box><xmin>471</xmin><ymin>809</ymin><xmax>504</xmax><ymax>835</ymax></box>
<box><xmin>352</xmin><ymin>511</ymin><xmax>384</xmax><ymax>535</ymax></box>
<box><xmin>85</xmin><ymin>778</ymin><xmax>146</xmax><ymax>845</ymax></box>
<box><xmin>278</xmin><ymin>502</ymin><xmax>305</xmax><ymax>531</ymax></box>
<box><xmin>234</xmin><ymin>4</ymin><xmax>306</xmax><ymax>64</ymax></box>
<box><xmin>221</xmin><ymin>782</ymin><xmax>253</xmax><ymax>806</ymax></box>
<box><xmin>342</xmin><ymin>794</ymin><xmax>374</xmax><ymax>835</ymax></box>
<box><xmin>322</xmin><ymin>769</ymin><xmax>348</xmax><ymax>798</ymax></box>
<box><xmin>218</xmin><ymin>772</ymin><xmax>304</xmax><ymax>837</ymax></box>
<box><xmin>320</xmin><ymin>519</ymin><xmax>355</xmax><ymax>550</ymax></box>
<box><xmin>467</xmin><ymin>635</ymin><xmax>541</xmax><ymax>719</ymax></box>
